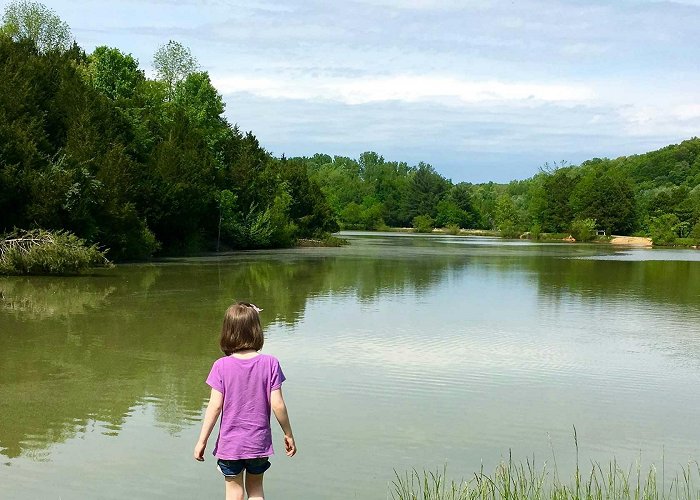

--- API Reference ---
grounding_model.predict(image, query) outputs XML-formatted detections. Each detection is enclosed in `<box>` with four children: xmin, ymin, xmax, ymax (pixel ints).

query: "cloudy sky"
<box><xmin>14</xmin><ymin>0</ymin><xmax>700</xmax><ymax>182</ymax></box>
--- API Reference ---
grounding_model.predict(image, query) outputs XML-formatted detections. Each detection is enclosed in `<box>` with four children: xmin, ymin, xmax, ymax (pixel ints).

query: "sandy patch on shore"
<box><xmin>609</xmin><ymin>235</ymin><xmax>653</xmax><ymax>247</ymax></box>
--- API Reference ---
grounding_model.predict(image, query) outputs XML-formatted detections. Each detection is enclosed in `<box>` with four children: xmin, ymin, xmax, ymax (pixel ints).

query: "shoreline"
<box><xmin>608</xmin><ymin>235</ymin><xmax>653</xmax><ymax>247</ymax></box>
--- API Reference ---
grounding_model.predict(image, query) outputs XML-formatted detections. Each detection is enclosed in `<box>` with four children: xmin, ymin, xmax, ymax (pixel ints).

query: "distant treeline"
<box><xmin>2</xmin><ymin>2</ymin><xmax>699</xmax><ymax>259</ymax></box>
<box><xmin>293</xmin><ymin>139</ymin><xmax>700</xmax><ymax>245</ymax></box>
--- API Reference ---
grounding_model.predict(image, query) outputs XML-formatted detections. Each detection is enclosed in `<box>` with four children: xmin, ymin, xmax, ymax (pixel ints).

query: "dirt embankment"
<box><xmin>609</xmin><ymin>235</ymin><xmax>653</xmax><ymax>247</ymax></box>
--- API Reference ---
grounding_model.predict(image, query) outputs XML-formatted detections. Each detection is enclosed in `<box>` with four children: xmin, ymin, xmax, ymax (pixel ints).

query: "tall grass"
<box><xmin>391</xmin><ymin>434</ymin><xmax>700</xmax><ymax>500</ymax></box>
<box><xmin>391</xmin><ymin>459</ymin><xmax>700</xmax><ymax>500</ymax></box>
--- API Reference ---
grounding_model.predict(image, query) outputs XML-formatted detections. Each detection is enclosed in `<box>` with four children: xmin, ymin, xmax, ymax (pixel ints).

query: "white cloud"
<box><xmin>41</xmin><ymin>0</ymin><xmax>700</xmax><ymax>181</ymax></box>
<box><xmin>212</xmin><ymin>74</ymin><xmax>595</xmax><ymax>106</ymax></box>
<box><xmin>619</xmin><ymin>104</ymin><xmax>700</xmax><ymax>138</ymax></box>
<box><xmin>673</xmin><ymin>104</ymin><xmax>700</xmax><ymax>120</ymax></box>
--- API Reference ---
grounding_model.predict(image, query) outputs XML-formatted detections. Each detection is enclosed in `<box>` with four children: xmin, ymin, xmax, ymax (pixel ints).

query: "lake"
<box><xmin>1</xmin><ymin>232</ymin><xmax>700</xmax><ymax>499</ymax></box>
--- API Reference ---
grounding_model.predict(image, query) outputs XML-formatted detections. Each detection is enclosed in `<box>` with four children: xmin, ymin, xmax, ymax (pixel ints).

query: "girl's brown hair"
<box><xmin>220</xmin><ymin>302</ymin><xmax>264</xmax><ymax>355</ymax></box>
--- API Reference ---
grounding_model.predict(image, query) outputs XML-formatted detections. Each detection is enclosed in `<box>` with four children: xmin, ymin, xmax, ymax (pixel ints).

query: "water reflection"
<box><xmin>0</xmin><ymin>244</ymin><xmax>475</xmax><ymax>460</ymax></box>
<box><xmin>1</xmin><ymin>234</ymin><xmax>699</xmax><ymax>474</ymax></box>
<box><xmin>0</xmin><ymin>277</ymin><xmax>115</xmax><ymax>318</ymax></box>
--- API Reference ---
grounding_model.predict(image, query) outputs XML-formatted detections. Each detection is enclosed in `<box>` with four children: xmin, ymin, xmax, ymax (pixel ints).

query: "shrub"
<box><xmin>412</xmin><ymin>215</ymin><xmax>434</xmax><ymax>233</ymax></box>
<box><xmin>444</xmin><ymin>224</ymin><xmax>460</xmax><ymax>235</ymax></box>
<box><xmin>570</xmin><ymin>218</ymin><xmax>596</xmax><ymax>242</ymax></box>
<box><xmin>674</xmin><ymin>238</ymin><xmax>696</xmax><ymax>247</ymax></box>
<box><xmin>499</xmin><ymin>222</ymin><xmax>521</xmax><ymax>239</ymax></box>
<box><xmin>0</xmin><ymin>229</ymin><xmax>112</xmax><ymax>275</ymax></box>
<box><xmin>649</xmin><ymin>214</ymin><xmax>679</xmax><ymax>246</ymax></box>
<box><xmin>530</xmin><ymin>223</ymin><xmax>542</xmax><ymax>240</ymax></box>
<box><xmin>691</xmin><ymin>220</ymin><xmax>700</xmax><ymax>244</ymax></box>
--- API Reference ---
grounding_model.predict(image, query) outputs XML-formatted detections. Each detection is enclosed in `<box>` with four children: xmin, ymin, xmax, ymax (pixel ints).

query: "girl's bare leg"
<box><xmin>245</xmin><ymin>471</ymin><xmax>265</xmax><ymax>500</ymax></box>
<box><xmin>224</xmin><ymin>474</ymin><xmax>245</xmax><ymax>500</ymax></box>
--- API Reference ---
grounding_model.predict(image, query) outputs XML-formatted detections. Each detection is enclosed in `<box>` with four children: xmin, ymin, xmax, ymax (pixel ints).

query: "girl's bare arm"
<box><xmin>193</xmin><ymin>388</ymin><xmax>223</xmax><ymax>461</ymax></box>
<box><xmin>271</xmin><ymin>388</ymin><xmax>297</xmax><ymax>456</ymax></box>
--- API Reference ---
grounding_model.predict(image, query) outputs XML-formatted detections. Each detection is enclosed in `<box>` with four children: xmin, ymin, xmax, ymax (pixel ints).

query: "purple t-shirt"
<box><xmin>206</xmin><ymin>353</ymin><xmax>286</xmax><ymax>460</ymax></box>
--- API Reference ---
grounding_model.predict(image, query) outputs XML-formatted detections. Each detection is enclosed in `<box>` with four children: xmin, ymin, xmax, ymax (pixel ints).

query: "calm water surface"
<box><xmin>2</xmin><ymin>233</ymin><xmax>700</xmax><ymax>499</ymax></box>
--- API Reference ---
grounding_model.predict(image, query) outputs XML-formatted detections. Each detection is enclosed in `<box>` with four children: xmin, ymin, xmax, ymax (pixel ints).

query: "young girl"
<box><xmin>194</xmin><ymin>302</ymin><xmax>296</xmax><ymax>500</ymax></box>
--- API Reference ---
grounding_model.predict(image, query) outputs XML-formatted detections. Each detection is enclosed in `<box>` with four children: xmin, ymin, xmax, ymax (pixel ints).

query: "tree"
<box><xmin>539</xmin><ymin>167</ymin><xmax>580</xmax><ymax>232</ymax></box>
<box><xmin>86</xmin><ymin>46</ymin><xmax>144</xmax><ymax>100</ymax></box>
<box><xmin>435</xmin><ymin>199</ymin><xmax>470</xmax><ymax>228</ymax></box>
<box><xmin>412</xmin><ymin>214</ymin><xmax>434</xmax><ymax>233</ymax></box>
<box><xmin>173</xmin><ymin>71</ymin><xmax>228</xmax><ymax>149</ymax></box>
<box><xmin>649</xmin><ymin>214</ymin><xmax>679</xmax><ymax>246</ymax></box>
<box><xmin>494</xmin><ymin>194</ymin><xmax>521</xmax><ymax>237</ymax></box>
<box><xmin>404</xmin><ymin>162</ymin><xmax>449</xmax><ymax>220</ymax></box>
<box><xmin>690</xmin><ymin>220</ymin><xmax>700</xmax><ymax>244</ymax></box>
<box><xmin>570</xmin><ymin>166</ymin><xmax>637</xmax><ymax>235</ymax></box>
<box><xmin>570</xmin><ymin>218</ymin><xmax>596</xmax><ymax>242</ymax></box>
<box><xmin>1</xmin><ymin>1</ymin><xmax>71</xmax><ymax>53</ymax></box>
<box><xmin>153</xmin><ymin>40</ymin><xmax>198</xmax><ymax>98</ymax></box>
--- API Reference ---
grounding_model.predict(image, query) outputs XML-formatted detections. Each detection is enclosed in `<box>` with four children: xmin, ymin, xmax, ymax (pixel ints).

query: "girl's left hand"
<box><xmin>194</xmin><ymin>441</ymin><xmax>206</xmax><ymax>461</ymax></box>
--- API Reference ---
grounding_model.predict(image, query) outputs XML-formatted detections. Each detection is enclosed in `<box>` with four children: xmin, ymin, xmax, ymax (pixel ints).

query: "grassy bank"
<box><xmin>391</xmin><ymin>455</ymin><xmax>700</xmax><ymax>500</ymax></box>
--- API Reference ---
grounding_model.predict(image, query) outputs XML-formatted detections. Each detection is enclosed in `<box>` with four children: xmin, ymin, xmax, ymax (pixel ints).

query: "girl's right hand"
<box><xmin>284</xmin><ymin>435</ymin><xmax>297</xmax><ymax>457</ymax></box>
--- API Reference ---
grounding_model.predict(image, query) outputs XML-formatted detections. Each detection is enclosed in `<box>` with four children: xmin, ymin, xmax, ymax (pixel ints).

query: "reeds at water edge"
<box><xmin>390</xmin><ymin>431</ymin><xmax>700</xmax><ymax>500</ymax></box>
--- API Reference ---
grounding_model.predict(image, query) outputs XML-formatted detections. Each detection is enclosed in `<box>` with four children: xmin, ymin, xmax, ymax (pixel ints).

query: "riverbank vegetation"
<box><xmin>2</xmin><ymin>1</ymin><xmax>699</xmax><ymax>263</ymax></box>
<box><xmin>391</xmin><ymin>457</ymin><xmax>700</xmax><ymax>500</ymax></box>
<box><xmin>0</xmin><ymin>2</ymin><xmax>337</xmax><ymax>261</ymax></box>
<box><xmin>295</xmin><ymin>141</ymin><xmax>700</xmax><ymax>247</ymax></box>
<box><xmin>0</xmin><ymin>229</ymin><xmax>111</xmax><ymax>275</ymax></box>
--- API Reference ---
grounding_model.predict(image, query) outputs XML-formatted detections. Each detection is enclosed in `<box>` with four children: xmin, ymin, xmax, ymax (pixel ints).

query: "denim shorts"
<box><xmin>217</xmin><ymin>457</ymin><xmax>271</xmax><ymax>477</ymax></box>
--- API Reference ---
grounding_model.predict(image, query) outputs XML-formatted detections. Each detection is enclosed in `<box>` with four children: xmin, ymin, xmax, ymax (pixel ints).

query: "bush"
<box><xmin>499</xmin><ymin>222</ymin><xmax>521</xmax><ymax>239</ymax></box>
<box><xmin>674</xmin><ymin>238</ymin><xmax>696</xmax><ymax>247</ymax></box>
<box><xmin>412</xmin><ymin>215</ymin><xmax>434</xmax><ymax>233</ymax></box>
<box><xmin>444</xmin><ymin>224</ymin><xmax>460</xmax><ymax>235</ymax></box>
<box><xmin>691</xmin><ymin>220</ymin><xmax>700</xmax><ymax>244</ymax></box>
<box><xmin>570</xmin><ymin>218</ymin><xmax>596</xmax><ymax>242</ymax></box>
<box><xmin>530</xmin><ymin>223</ymin><xmax>542</xmax><ymax>240</ymax></box>
<box><xmin>649</xmin><ymin>214</ymin><xmax>679</xmax><ymax>246</ymax></box>
<box><xmin>0</xmin><ymin>229</ymin><xmax>112</xmax><ymax>275</ymax></box>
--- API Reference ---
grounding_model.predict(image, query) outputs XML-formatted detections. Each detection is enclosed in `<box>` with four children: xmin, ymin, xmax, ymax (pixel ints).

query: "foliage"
<box><xmin>3</xmin><ymin>2</ymin><xmax>700</xmax><ymax>257</ymax></box>
<box><xmin>444</xmin><ymin>224</ymin><xmax>460</xmax><ymax>235</ymax></box>
<box><xmin>1</xmin><ymin>0</ymin><xmax>71</xmax><ymax>53</ymax></box>
<box><xmin>299</xmin><ymin>137</ymin><xmax>700</xmax><ymax>245</ymax></box>
<box><xmin>413</xmin><ymin>215</ymin><xmax>434</xmax><ymax>233</ymax></box>
<box><xmin>570</xmin><ymin>165</ymin><xmax>637</xmax><ymax>234</ymax></box>
<box><xmin>673</xmin><ymin>237</ymin><xmax>697</xmax><ymax>248</ymax></box>
<box><xmin>0</xmin><ymin>17</ymin><xmax>339</xmax><ymax>261</ymax></box>
<box><xmin>152</xmin><ymin>39</ymin><xmax>198</xmax><ymax>98</ymax></box>
<box><xmin>691</xmin><ymin>220</ymin><xmax>700</xmax><ymax>244</ymax></box>
<box><xmin>0</xmin><ymin>229</ymin><xmax>111</xmax><ymax>275</ymax></box>
<box><xmin>570</xmin><ymin>218</ymin><xmax>596</xmax><ymax>242</ymax></box>
<box><xmin>499</xmin><ymin>223</ymin><xmax>521</xmax><ymax>239</ymax></box>
<box><xmin>649</xmin><ymin>214</ymin><xmax>680</xmax><ymax>246</ymax></box>
<box><xmin>495</xmin><ymin>195</ymin><xmax>520</xmax><ymax>232</ymax></box>
<box><xmin>532</xmin><ymin>167</ymin><xmax>580</xmax><ymax>232</ymax></box>
<box><xmin>85</xmin><ymin>46</ymin><xmax>144</xmax><ymax>100</ymax></box>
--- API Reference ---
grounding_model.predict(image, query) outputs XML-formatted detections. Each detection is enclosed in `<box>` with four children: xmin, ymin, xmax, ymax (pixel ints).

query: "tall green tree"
<box><xmin>1</xmin><ymin>0</ymin><xmax>71</xmax><ymax>53</ymax></box>
<box><xmin>85</xmin><ymin>46</ymin><xmax>144</xmax><ymax>101</ymax></box>
<box><xmin>404</xmin><ymin>162</ymin><xmax>449</xmax><ymax>221</ymax></box>
<box><xmin>153</xmin><ymin>40</ymin><xmax>198</xmax><ymax>99</ymax></box>
<box><xmin>571</xmin><ymin>164</ymin><xmax>636</xmax><ymax>234</ymax></box>
<box><xmin>538</xmin><ymin>167</ymin><xmax>580</xmax><ymax>232</ymax></box>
